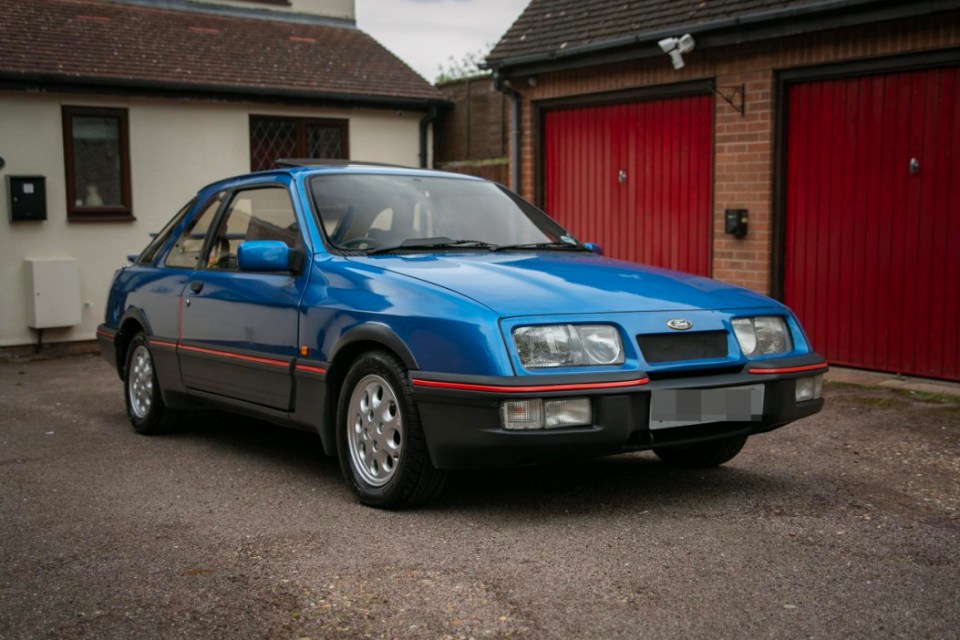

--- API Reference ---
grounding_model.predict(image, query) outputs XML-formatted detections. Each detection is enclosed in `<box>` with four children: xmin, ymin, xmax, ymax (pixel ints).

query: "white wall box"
<box><xmin>24</xmin><ymin>258</ymin><xmax>82</xmax><ymax>329</ymax></box>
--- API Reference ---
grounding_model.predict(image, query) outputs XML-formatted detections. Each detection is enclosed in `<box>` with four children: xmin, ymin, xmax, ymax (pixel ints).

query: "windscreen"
<box><xmin>309</xmin><ymin>174</ymin><xmax>572</xmax><ymax>251</ymax></box>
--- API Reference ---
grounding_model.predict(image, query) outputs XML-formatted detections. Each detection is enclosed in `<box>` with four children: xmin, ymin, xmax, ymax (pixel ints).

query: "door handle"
<box><xmin>189</xmin><ymin>280</ymin><xmax>204</xmax><ymax>293</ymax></box>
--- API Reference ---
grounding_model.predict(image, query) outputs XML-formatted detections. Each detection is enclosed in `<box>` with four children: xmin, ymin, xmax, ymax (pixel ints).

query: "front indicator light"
<box><xmin>501</xmin><ymin>399</ymin><xmax>543</xmax><ymax>430</ymax></box>
<box><xmin>501</xmin><ymin>398</ymin><xmax>592</xmax><ymax>430</ymax></box>
<box><xmin>795</xmin><ymin>375</ymin><xmax>824</xmax><ymax>402</ymax></box>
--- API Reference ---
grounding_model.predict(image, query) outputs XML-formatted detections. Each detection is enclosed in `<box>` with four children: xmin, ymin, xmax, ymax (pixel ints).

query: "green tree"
<box><xmin>435</xmin><ymin>46</ymin><xmax>492</xmax><ymax>84</ymax></box>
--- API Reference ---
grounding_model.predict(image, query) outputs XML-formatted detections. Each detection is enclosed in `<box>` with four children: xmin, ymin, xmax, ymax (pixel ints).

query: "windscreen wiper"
<box><xmin>494</xmin><ymin>241</ymin><xmax>590</xmax><ymax>252</ymax></box>
<box><xmin>366</xmin><ymin>237</ymin><xmax>497</xmax><ymax>256</ymax></box>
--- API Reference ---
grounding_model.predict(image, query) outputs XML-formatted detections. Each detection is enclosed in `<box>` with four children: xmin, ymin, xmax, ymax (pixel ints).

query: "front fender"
<box><xmin>329</xmin><ymin>323</ymin><xmax>419</xmax><ymax>370</ymax></box>
<box><xmin>300</xmin><ymin>258</ymin><xmax>512</xmax><ymax>376</ymax></box>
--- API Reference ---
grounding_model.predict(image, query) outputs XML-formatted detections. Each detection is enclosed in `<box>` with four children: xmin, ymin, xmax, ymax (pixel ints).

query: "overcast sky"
<box><xmin>355</xmin><ymin>0</ymin><xmax>530</xmax><ymax>83</ymax></box>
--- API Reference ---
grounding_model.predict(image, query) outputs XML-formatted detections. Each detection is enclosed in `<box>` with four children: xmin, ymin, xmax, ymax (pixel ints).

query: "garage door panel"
<box><xmin>785</xmin><ymin>66</ymin><xmax>960</xmax><ymax>381</ymax></box>
<box><xmin>543</xmin><ymin>94</ymin><xmax>713</xmax><ymax>276</ymax></box>
<box><xmin>860</xmin><ymin>79</ymin><xmax>892</xmax><ymax>376</ymax></box>
<box><xmin>918</xmin><ymin>67</ymin><xmax>958</xmax><ymax>378</ymax></box>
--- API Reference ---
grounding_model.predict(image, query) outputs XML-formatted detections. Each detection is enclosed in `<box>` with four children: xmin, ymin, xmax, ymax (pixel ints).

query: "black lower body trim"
<box><xmin>96</xmin><ymin>324</ymin><xmax>119</xmax><ymax>376</ymax></box>
<box><xmin>414</xmin><ymin>370</ymin><xmax>825</xmax><ymax>469</ymax></box>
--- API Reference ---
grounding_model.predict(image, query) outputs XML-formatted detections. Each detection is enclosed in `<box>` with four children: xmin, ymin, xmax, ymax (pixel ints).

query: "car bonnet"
<box><xmin>347</xmin><ymin>252</ymin><xmax>777</xmax><ymax>317</ymax></box>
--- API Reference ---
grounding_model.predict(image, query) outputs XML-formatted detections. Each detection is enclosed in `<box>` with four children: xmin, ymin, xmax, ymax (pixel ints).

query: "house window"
<box><xmin>250</xmin><ymin>116</ymin><xmax>348</xmax><ymax>171</ymax></box>
<box><xmin>62</xmin><ymin>106</ymin><xmax>132</xmax><ymax>220</ymax></box>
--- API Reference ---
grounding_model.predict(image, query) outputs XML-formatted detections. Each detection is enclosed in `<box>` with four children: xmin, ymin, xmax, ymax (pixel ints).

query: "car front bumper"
<box><xmin>411</xmin><ymin>355</ymin><xmax>827</xmax><ymax>469</ymax></box>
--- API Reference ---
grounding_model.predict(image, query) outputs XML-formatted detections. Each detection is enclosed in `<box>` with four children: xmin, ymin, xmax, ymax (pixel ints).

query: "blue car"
<box><xmin>98</xmin><ymin>163</ymin><xmax>826</xmax><ymax>508</ymax></box>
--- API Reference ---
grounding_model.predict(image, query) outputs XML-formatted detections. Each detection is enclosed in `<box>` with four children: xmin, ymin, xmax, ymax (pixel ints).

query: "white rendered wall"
<box><xmin>0</xmin><ymin>91</ymin><xmax>424</xmax><ymax>347</ymax></box>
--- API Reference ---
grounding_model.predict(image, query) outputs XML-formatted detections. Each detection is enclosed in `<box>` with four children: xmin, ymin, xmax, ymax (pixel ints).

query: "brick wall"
<box><xmin>436</xmin><ymin>76</ymin><xmax>510</xmax><ymax>183</ymax></box>
<box><xmin>505</xmin><ymin>13</ymin><xmax>960</xmax><ymax>295</ymax></box>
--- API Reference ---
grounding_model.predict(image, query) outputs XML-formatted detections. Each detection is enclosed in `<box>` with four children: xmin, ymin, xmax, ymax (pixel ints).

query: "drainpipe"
<box><xmin>419</xmin><ymin>106</ymin><xmax>439</xmax><ymax>168</ymax></box>
<box><xmin>492</xmin><ymin>69</ymin><xmax>522</xmax><ymax>193</ymax></box>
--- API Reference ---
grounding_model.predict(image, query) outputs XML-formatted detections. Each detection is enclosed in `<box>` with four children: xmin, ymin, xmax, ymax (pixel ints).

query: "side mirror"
<box><xmin>583</xmin><ymin>242</ymin><xmax>604</xmax><ymax>255</ymax></box>
<box><xmin>238</xmin><ymin>240</ymin><xmax>300</xmax><ymax>272</ymax></box>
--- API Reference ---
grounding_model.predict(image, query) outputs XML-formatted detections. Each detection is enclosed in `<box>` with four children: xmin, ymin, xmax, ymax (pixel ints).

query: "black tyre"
<box><xmin>653</xmin><ymin>434</ymin><xmax>748</xmax><ymax>469</ymax></box>
<box><xmin>123</xmin><ymin>333</ymin><xmax>180</xmax><ymax>435</ymax></box>
<box><xmin>336</xmin><ymin>350</ymin><xmax>447</xmax><ymax>508</ymax></box>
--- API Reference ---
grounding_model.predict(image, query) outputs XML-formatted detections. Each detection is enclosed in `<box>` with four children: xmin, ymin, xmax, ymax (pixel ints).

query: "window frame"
<box><xmin>62</xmin><ymin>106</ymin><xmax>133</xmax><ymax>222</ymax></box>
<box><xmin>249</xmin><ymin>115</ymin><xmax>349</xmax><ymax>171</ymax></box>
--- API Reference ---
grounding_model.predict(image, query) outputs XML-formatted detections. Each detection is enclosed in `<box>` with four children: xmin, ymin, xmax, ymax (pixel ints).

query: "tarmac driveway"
<box><xmin>1</xmin><ymin>355</ymin><xmax>958</xmax><ymax>639</ymax></box>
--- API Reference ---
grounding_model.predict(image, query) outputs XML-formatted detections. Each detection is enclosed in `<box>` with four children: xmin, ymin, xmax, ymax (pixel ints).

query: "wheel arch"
<box><xmin>329</xmin><ymin>324</ymin><xmax>418</xmax><ymax>371</ymax></box>
<box><xmin>319</xmin><ymin>326</ymin><xmax>418</xmax><ymax>457</ymax></box>
<box><xmin>115</xmin><ymin>308</ymin><xmax>153</xmax><ymax>376</ymax></box>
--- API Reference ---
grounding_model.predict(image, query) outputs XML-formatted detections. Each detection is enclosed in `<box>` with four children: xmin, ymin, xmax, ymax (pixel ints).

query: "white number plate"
<box><xmin>649</xmin><ymin>384</ymin><xmax>764</xmax><ymax>430</ymax></box>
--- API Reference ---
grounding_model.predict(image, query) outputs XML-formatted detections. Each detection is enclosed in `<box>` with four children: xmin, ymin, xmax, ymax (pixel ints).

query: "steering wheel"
<box><xmin>341</xmin><ymin>236</ymin><xmax>379</xmax><ymax>249</ymax></box>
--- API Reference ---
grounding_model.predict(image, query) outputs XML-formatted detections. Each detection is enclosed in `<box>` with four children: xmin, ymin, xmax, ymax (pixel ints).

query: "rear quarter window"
<box><xmin>137</xmin><ymin>197</ymin><xmax>197</xmax><ymax>265</ymax></box>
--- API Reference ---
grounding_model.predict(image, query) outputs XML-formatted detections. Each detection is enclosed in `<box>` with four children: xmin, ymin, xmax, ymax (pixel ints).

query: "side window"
<box><xmin>208</xmin><ymin>187</ymin><xmax>301</xmax><ymax>271</ymax></box>
<box><xmin>137</xmin><ymin>197</ymin><xmax>197</xmax><ymax>264</ymax></box>
<box><xmin>164</xmin><ymin>193</ymin><xmax>224</xmax><ymax>269</ymax></box>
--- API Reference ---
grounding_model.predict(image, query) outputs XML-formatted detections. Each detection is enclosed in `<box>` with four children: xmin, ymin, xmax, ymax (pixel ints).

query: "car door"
<box><xmin>177</xmin><ymin>179</ymin><xmax>307</xmax><ymax>411</ymax></box>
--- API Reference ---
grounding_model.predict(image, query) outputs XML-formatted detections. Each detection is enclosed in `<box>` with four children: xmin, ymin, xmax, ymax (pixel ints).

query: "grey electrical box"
<box><xmin>7</xmin><ymin>176</ymin><xmax>47</xmax><ymax>222</ymax></box>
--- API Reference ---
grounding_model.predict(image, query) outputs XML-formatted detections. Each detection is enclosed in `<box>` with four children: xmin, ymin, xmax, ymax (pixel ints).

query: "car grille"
<box><xmin>636</xmin><ymin>331</ymin><xmax>729</xmax><ymax>363</ymax></box>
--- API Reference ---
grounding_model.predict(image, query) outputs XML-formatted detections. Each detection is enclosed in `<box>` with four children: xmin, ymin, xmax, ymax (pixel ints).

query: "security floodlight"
<box><xmin>658</xmin><ymin>34</ymin><xmax>696</xmax><ymax>70</ymax></box>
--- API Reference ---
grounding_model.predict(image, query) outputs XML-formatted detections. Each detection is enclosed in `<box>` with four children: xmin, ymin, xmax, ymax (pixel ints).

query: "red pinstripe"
<box><xmin>177</xmin><ymin>344</ymin><xmax>288</xmax><ymax>368</ymax></box>
<box><xmin>296</xmin><ymin>364</ymin><xmax>328</xmax><ymax>374</ymax></box>
<box><xmin>749</xmin><ymin>363</ymin><xmax>828</xmax><ymax>375</ymax></box>
<box><xmin>411</xmin><ymin>377</ymin><xmax>650</xmax><ymax>394</ymax></box>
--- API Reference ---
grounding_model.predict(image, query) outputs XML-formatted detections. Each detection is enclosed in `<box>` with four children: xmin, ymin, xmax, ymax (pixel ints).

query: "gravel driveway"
<box><xmin>1</xmin><ymin>355</ymin><xmax>958</xmax><ymax>639</ymax></box>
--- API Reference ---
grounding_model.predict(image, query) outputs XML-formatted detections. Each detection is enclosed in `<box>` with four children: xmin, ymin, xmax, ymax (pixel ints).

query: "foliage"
<box><xmin>435</xmin><ymin>46</ymin><xmax>493</xmax><ymax>84</ymax></box>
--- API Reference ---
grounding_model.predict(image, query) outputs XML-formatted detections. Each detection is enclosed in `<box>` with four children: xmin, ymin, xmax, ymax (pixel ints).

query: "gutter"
<box><xmin>487</xmin><ymin>0</ymin><xmax>960</xmax><ymax>74</ymax></box>
<box><xmin>491</xmin><ymin>72</ymin><xmax>523</xmax><ymax>193</ymax></box>
<box><xmin>0</xmin><ymin>72</ymin><xmax>451</xmax><ymax>112</ymax></box>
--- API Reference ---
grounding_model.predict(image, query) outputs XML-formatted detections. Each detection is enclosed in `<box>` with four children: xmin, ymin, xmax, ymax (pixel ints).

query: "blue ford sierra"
<box><xmin>98</xmin><ymin>163</ymin><xmax>826</xmax><ymax>508</ymax></box>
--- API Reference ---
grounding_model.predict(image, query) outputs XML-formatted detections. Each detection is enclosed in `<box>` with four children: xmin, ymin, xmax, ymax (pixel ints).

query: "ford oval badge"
<box><xmin>667</xmin><ymin>318</ymin><xmax>693</xmax><ymax>331</ymax></box>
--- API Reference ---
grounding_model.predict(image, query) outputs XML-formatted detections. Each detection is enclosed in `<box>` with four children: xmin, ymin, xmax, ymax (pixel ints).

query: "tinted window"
<box><xmin>208</xmin><ymin>187</ymin><xmax>301</xmax><ymax>271</ymax></box>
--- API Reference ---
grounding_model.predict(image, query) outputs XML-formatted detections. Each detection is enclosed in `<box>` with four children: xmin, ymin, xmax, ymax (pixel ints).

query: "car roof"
<box><xmin>198</xmin><ymin>161</ymin><xmax>486</xmax><ymax>194</ymax></box>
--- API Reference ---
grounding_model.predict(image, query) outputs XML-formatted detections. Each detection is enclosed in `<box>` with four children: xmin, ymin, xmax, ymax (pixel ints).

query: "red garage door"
<box><xmin>784</xmin><ymin>66</ymin><xmax>960</xmax><ymax>381</ymax></box>
<box><xmin>543</xmin><ymin>94</ymin><xmax>714</xmax><ymax>275</ymax></box>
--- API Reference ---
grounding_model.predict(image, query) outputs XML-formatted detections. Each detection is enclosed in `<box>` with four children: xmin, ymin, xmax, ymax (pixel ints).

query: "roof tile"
<box><xmin>0</xmin><ymin>0</ymin><xmax>442</xmax><ymax>102</ymax></box>
<box><xmin>488</xmin><ymin>0</ymin><xmax>846</xmax><ymax>63</ymax></box>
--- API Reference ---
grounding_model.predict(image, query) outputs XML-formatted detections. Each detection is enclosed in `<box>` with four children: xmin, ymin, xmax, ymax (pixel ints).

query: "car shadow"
<box><xmin>428</xmin><ymin>454</ymin><xmax>794</xmax><ymax>517</ymax></box>
<box><xmin>169</xmin><ymin>409</ymin><xmax>342</xmax><ymax>481</ymax></box>
<box><xmin>164</xmin><ymin>410</ymin><xmax>798</xmax><ymax>517</ymax></box>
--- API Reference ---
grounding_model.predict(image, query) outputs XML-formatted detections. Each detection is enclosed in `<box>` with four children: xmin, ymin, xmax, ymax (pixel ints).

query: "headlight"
<box><xmin>732</xmin><ymin>316</ymin><xmax>793</xmax><ymax>356</ymax></box>
<box><xmin>513</xmin><ymin>324</ymin><xmax>624</xmax><ymax>368</ymax></box>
